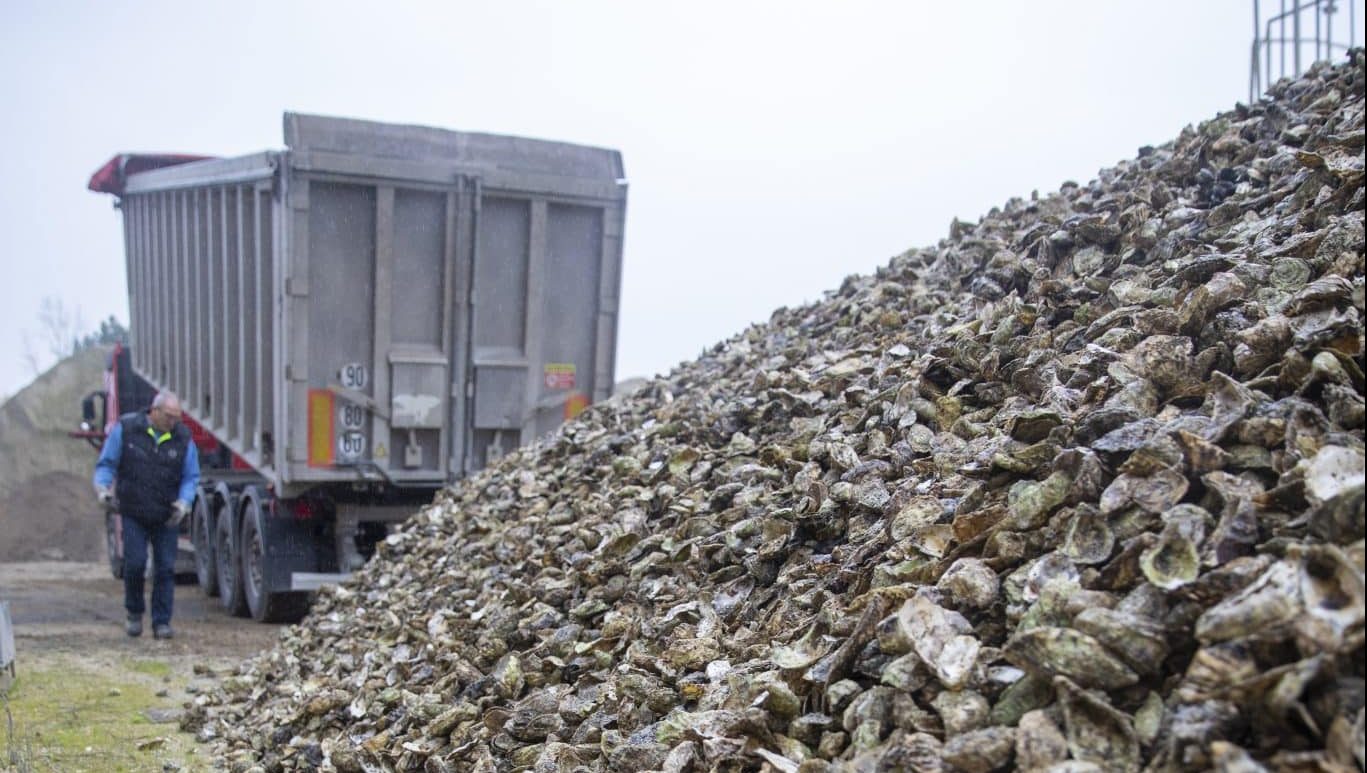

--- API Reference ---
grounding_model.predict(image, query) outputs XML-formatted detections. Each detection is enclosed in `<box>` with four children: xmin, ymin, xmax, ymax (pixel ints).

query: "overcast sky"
<box><xmin>1</xmin><ymin>0</ymin><xmax>1361</xmax><ymax>402</ymax></box>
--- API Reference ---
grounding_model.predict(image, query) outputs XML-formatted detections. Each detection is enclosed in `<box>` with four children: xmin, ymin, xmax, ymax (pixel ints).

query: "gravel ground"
<box><xmin>1</xmin><ymin>560</ymin><xmax>283</xmax><ymax>657</ymax></box>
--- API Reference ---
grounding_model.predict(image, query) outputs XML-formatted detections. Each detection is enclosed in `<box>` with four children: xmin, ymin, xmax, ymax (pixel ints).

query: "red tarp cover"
<box><xmin>88</xmin><ymin>153</ymin><xmax>214</xmax><ymax>195</ymax></box>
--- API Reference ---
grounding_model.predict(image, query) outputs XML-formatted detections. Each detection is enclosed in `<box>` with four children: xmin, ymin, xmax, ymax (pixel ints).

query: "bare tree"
<box><xmin>20</xmin><ymin>334</ymin><xmax>41</xmax><ymax>378</ymax></box>
<box><xmin>38</xmin><ymin>297</ymin><xmax>84</xmax><ymax>359</ymax></box>
<box><xmin>21</xmin><ymin>296</ymin><xmax>87</xmax><ymax>377</ymax></box>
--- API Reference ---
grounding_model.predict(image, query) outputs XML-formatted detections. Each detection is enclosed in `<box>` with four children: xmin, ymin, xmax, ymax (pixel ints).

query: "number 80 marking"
<box><xmin>339</xmin><ymin>403</ymin><xmax>366</xmax><ymax>429</ymax></box>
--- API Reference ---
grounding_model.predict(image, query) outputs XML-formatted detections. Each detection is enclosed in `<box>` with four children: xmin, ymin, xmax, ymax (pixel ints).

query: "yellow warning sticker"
<box><xmin>308</xmin><ymin>389</ymin><xmax>335</xmax><ymax>467</ymax></box>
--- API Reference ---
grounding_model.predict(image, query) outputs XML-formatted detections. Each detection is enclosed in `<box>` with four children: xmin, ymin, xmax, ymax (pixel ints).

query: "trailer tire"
<box><xmin>105</xmin><ymin>512</ymin><xmax>124</xmax><ymax>580</ymax></box>
<box><xmin>215</xmin><ymin>502</ymin><xmax>249</xmax><ymax>616</ymax></box>
<box><xmin>193</xmin><ymin>493</ymin><xmax>219</xmax><ymax>597</ymax></box>
<box><xmin>241</xmin><ymin>493</ymin><xmax>309</xmax><ymax>623</ymax></box>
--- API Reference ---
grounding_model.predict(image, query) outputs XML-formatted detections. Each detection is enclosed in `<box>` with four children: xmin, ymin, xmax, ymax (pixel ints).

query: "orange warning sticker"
<box><xmin>564</xmin><ymin>392</ymin><xmax>590</xmax><ymax>420</ymax></box>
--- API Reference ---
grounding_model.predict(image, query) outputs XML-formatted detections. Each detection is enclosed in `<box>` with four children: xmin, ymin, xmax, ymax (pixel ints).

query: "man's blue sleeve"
<box><xmin>93</xmin><ymin>422</ymin><xmax>123</xmax><ymax>489</ymax></box>
<box><xmin>178</xmin><ymin>442</ymin><xmax>200</xmax><ymax>505</ymax></box>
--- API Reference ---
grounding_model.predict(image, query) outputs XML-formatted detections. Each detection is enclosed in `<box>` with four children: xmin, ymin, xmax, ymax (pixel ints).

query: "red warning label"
<box><xmin>544</xmin><ymin>362</ymin><xmax>576</xmax><ymax>390</ymax></box>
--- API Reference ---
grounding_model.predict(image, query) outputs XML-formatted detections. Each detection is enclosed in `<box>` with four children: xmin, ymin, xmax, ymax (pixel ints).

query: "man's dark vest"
<box><xmin>114</xmin><ymin>411</ymin><xmax>190</xmax><ymax>527</ymax></box>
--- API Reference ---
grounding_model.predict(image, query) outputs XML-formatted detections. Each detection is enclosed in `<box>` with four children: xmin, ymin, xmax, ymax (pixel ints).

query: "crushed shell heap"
<box><xmin>186</xmin><ymin>53</ymin><xmax>1367</xmax><ymax>773</ymax></box>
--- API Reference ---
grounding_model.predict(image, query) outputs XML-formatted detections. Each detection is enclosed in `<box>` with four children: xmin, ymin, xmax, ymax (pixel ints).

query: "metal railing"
<box><xmin>1250</xmin><ymin>0</ymin><xmax>1361</xmax><ymax>101</ymax></box>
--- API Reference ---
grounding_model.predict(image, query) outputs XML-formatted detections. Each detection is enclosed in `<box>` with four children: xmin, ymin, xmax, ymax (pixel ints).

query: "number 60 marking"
<box><xmin>337</xmin><ymin>431</ymin><xmax>366</xmax><ymax>460</ymax></box>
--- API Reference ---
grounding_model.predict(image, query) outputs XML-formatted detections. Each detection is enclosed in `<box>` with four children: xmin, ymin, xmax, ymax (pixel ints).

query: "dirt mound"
<box><xmin>0</xmin><ymin>471</ymin><xmax>105</xmax><ymax>562</ymax></box>
<box><xmin>0</xmin><ymin>346</ymin><xmax>109</xmax><ymax>562</ymax></box>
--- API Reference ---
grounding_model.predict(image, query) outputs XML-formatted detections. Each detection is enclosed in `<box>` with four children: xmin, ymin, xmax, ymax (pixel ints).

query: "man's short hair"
<box><xmin>152</xmin><ymin>391</ymin><xmax>181</xmax><ymax>409</ymax></box>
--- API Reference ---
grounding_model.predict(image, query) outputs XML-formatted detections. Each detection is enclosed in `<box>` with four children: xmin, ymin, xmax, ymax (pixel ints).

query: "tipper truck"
<box><xmin>82</xmin><ymin>113</ymin><xmax>628</xmax><ymax>621</ymax></box>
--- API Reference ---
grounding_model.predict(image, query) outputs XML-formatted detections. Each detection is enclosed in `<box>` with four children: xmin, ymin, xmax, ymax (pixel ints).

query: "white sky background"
<box><xmin>1</xmin><ymin>0</ymin><xmax>1361</xmax><ymax>401</ymax></box>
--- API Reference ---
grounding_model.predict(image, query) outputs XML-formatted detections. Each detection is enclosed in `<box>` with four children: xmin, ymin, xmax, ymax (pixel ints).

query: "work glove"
<box><xmin>168</xmin><ymin>500</ymin><xmax>192</xmax><ymax>529</ymax></box>
<box><xmin>95</xmin><ymin>485</ymin><xmax>114</xmax><ymax>508</ymax></box>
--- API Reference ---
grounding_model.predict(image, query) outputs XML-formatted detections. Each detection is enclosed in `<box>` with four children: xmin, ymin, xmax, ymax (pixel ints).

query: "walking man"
<box><xmin>93</xmin><ymin>391</ymin><xmax>199</xmax><ymax>639</ymax></box>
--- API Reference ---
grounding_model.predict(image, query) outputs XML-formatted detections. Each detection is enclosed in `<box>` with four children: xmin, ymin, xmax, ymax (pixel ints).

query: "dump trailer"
<box><xmin>87</xmin><ymin>113</ymin><xmax>628</xmax><ymax>621</ymax></box>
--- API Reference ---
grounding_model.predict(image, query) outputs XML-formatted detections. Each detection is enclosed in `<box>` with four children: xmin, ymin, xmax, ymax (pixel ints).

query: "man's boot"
<box><xmin>126</xmin><ymin>615</ymin><xmax>143</xmax><ymax>637</ymax></box>
<box><xmin>153</xmin><ymin>623</ymin><xmax>174</xmax><ymax>640</ymax></box>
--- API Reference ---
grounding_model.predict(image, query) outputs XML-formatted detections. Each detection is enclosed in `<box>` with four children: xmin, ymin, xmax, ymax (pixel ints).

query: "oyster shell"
<box><xmin>1004</xmin><ymin>627</ymin><xmax>1139</xmax><ymax>690</ymax></box>
<box><xmin>936</xmin><ymin>557</ymin><xmax>1000</xmax><ymax>610</ymax></box>
<box><xmin>940</xmin><ymin>726</ymin><xmax>1015</xmax><ymax>773</ymax></box>
<box><xmin>1016</xmin><ymin>708</ymin><xmax>1069</xmax><ymax>770</ymax></box>
<box><xmin>1056</xmin><ymin>676</ymin><xmax>1141</xmax><ymax>773</ymax></box>
<box><xmin>1139</xmin><ymin>515</ymin><xmax>1202</xmax><ymax>590</ymax></box>
<box><xmin>1072</xmin><ymin>606</ymin><xmax>1169</xmax><ymax>676</ymax></box>
<box><xmin>1060</xmin><ymin>505</ymin><xmax>1115</xmax><ymax>565</ymax></box>
<box><xmin>897</xmin><ymin>592</ymin><xmax>980</xmax><ymax>689</ymax></box>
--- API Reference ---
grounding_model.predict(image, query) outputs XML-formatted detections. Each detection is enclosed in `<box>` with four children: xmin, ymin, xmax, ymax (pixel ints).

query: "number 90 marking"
<box><xmin>339</xmin><ymin>363</ymin><xmax>368</xmax><ymax>390</ymax></box>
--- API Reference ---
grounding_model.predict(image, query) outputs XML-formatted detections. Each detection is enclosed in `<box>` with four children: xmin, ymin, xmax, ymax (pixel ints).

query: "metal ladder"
<box><xmin>1249</xmin><ymin>0</ymin><xmax>1362</xmax><ymax>102</ymax></box>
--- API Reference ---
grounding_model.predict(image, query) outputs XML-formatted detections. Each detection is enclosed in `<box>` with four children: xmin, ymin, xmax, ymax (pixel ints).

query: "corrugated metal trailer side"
<box><xmin>122</xmin><ymin>152</ymin><xmax>282</xmax><ymax>482</ymax></box>
<box><xmin>117</xmin><ymin>113</ymin><xmax>627</xmax><ymax>499</ymax></box>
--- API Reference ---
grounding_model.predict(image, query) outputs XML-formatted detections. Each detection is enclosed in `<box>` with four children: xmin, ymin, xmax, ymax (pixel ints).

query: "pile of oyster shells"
<box><xmin>185</xmin><ymin>52</ymin><xmax>1366</xmax><ymax>773</ymax></box>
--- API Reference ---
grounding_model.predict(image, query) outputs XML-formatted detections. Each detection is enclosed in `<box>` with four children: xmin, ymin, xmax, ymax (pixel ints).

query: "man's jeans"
<box><xmin>122</xmin><ymin>516</ymin><xmax>177</xmax><ymax>626</ymax></box>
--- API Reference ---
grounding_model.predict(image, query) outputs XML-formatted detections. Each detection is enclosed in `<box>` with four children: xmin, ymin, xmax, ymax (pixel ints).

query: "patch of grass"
<box><xmin>128</xmin><ymin>659</ymin><xmax>171</xmax><ymax>679</ymax></box>
<box><xmin>1</xmin><ymin>654</ymin><xmax>207</xmax><ymax>773</ymax></box>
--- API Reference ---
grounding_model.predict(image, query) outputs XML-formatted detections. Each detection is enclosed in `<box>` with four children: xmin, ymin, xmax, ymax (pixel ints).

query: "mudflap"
<box><xmin>255</xmin><ymin>513</ymin><xmax>322</xmax><ymax>595</ymax></box>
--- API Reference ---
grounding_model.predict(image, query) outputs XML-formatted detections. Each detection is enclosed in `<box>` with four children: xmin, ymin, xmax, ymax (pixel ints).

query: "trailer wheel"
<box><xmin>215</xmin><ymin>503</ymin><xmax>248</xmax><ymax>616</ymax></box>
<box><xmin>241</xmin><ymin>495</ymin><xmax>309</xmax><ymax>623</ymax></box>
<box><xmin>105</xmin><ymin>512</ymin><xmax>124</xmax><ymax>580</ymax></box>
<box><xmin>193</xmin><ymin>494</ymin><xmax>219</xmax><ymax>597</ymax></box>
